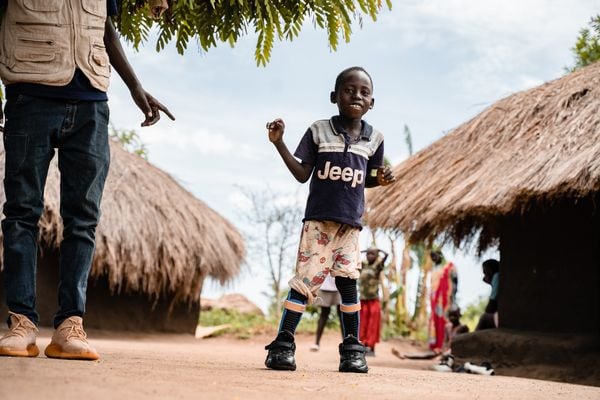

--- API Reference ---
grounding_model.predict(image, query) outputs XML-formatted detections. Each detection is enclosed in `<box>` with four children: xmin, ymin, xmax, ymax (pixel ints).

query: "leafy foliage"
<box><xmin>110</xmin><ymin>125</ymin><xmax>149</xmax><ymax>159</ymax></box>
<box><xmin>114</xmin><ymin>0</ymin><xmax>392</xmax><ymax>65</ymax></box>
<box><xmin>567</xmin><ymin>14</ymin><xmax>600</xmax><ymax>71</ymax></box>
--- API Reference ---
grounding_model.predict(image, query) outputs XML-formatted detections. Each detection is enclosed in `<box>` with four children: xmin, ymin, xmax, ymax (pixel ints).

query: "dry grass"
<box><xmin>0</xmin><ymin>141</ymin><xmax>245</xmax><ymax>303</ymax></box>
<box><xmin>366</xmin><ymin>62</ymin><xmax>600</xmax><ymax>249</ymax></box>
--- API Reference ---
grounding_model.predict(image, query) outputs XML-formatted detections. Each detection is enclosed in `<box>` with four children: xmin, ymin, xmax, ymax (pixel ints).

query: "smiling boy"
<box><xmin>265</xmin><ymin>66</ymin><xmax>395</xmax><ymax>373</ymax></box>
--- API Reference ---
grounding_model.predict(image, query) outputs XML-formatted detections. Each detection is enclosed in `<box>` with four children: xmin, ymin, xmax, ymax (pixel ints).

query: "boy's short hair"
<box><xmin>334</xmin><ymin>66</ymin><xmax>373</xmax><ymax>94</ymax></box>
<box><xmin>482</xmin><ymin>259</ymin><xmax>500</xmax><ymax>273</ymax></box>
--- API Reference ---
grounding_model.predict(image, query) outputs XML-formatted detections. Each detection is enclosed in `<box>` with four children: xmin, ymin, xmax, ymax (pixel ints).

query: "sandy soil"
<box><xmin>0</xmin><ymin>329</ymin><xmax>598</xmax><ymax>400</ymax></box>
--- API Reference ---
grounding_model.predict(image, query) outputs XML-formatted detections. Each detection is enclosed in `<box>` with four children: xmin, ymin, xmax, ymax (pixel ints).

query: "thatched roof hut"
<box><xmin>366</xmin><ymin>61</ymin><xmax>600</xmax><ymax>249</ymax></box>
<box><xmin>0</xmin><ymin>140</ymin><xmax>245</xmax><ymax>332</ymax></box>
<box><xmin>365</xmin><ymin>62</ymin><xmax>600</xmax><ymax>385</ymax></box>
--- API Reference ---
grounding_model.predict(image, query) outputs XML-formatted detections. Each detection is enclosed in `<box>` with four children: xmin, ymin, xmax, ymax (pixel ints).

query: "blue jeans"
<box><xmin>2</xmin><ymin>95</ymin><xmax>110</xmax><ymax>328</ymax></box>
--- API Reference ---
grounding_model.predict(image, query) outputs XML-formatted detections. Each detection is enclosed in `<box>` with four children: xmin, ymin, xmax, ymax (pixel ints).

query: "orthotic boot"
<box><xmin>338</xmin><ymin>335</ymin><xmax>369</xmax><ymax>373</ymax></box>
<box><xmin>265</xmin><ymin>330</ymin><xmax>296</xmax><ymax>371</ymax></box>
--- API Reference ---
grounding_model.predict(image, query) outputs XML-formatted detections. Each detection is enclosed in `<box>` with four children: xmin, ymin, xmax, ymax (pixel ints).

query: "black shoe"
<box><xmin>338</xmin><ymin>335</ymin><xmax>368</xmax><ymax>373</ymax></box>
<box><xmin>265</xmin><ymin>331</ymin><xmax>296</xmax><ymax>371</ymax></box>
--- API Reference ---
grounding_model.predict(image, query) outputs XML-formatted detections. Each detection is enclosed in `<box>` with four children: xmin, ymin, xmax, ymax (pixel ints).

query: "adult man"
<box><xmin>0</xmin><ymin>0</ymin><xmax>174</xmax><ymax>361</ymax></box>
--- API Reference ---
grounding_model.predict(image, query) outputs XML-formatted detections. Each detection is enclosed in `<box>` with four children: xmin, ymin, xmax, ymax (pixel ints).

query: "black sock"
<box><xmin>278</xmin><ymin>289</ymin><xmax>306</xmax><ymax>337</ymax></box>
<box><xmin>335</xmin><ymin>277</ymin><xmax>359</xmax><ymax>338</ymax></box>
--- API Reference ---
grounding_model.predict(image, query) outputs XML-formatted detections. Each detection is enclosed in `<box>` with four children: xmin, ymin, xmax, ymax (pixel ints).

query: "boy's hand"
<box><xmin>376</xmin><ymin>166</ymin><xmax>396</xmax><ymax>186</ymax></box>
<box><xmin>266</xmin><ymin>118</ymin><xmax>285</xmax><ymax>144</ymax></box>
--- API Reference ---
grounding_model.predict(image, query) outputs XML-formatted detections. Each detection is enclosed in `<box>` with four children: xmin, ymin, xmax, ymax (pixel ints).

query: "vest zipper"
<box><xmin>15</xmin><ymin>21</ymin><xmax>63</xmax><ymax>27</ymax></box>
<box><xmin>19</xmin><ymin>38</ymin><xmax>55</xmax><ymax>46</ymax></box>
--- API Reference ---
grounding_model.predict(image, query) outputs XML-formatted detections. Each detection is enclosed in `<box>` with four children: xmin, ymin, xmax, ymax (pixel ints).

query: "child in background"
<box><xmin>359</xmin><ymin>248</ymin><xmax>388</xmax><ymax>356</ymax></box>
<box><xmin>310</xmin><ymin>274</ymin><xmax>342</xmax><ymax>352</ymax></box>
<box><xmin>476</xmin><ymin>259</ymin><xmax>500</xmax><ymax>330</ymax></box>
<box><xmin>265</xmin><ymin>66</ymin><xmax>395</xmax><ymax>373</ymax></box>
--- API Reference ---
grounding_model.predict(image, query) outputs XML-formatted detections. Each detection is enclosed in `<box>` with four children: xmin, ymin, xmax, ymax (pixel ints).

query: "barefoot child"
<box><xmin>264</xmin><ymin>66</ymin><xmax>395</xmax><ymax>373</ymax></box>
<box><xmin>359</xmin><ymin>247</ymin><xmax>388</xmax><ymax>356</ymax></box>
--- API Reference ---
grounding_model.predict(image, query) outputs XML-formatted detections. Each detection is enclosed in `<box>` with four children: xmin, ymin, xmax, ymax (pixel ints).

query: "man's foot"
<box><xmin>0</xmin><ymin>312</ymin><xmax>39</xmax><ymax>357</ymax></box>
<box><xmin>44</xmin><ymin>317</ymin><xmax>99</xmax><ymax>361</ymax></box>
<box><xmin>338</xmin><ymin>335</ymin><xmax>368</xmax><ymax>373</ymax></box>
<box><xmin>265</xmin><ymin>331</ymin><xmax>296</xmax><ymax>371</ymax></box>
<box><xmin>309</xmin><ymin>343</ymin><xmax>320</xmax><ymax>352</ymax></box>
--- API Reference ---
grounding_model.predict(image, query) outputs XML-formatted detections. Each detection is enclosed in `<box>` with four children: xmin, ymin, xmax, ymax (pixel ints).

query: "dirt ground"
<box><xmin>0</xmin><ymin>328</ymin><xmax>598</xmax><ymax>400</ymax></box>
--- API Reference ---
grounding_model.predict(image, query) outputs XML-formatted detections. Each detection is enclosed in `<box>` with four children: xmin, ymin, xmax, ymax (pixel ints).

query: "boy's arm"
<box><xmin>104</xmin><ymin>18</ymin><xmax>175</xmax><ymax>127</ymax></box>
<box><xmin>267</xmin><ymin>119</ymin><xmax>313</xmax><ymax>183</ymax></box>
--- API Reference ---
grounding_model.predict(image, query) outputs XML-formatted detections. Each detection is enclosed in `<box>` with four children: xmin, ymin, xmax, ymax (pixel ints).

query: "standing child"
<box><xmin>310</xmin><ymin>274</ymin><xmax>342</xmax><ymax>352</ymax></box>
<box><xmin>359</xmin><ymin>247</ymin><xmax>388</xmax><ymax>356</ymax></box>
<box><xmin>265</xmin><ymin>66</ymin><xmax>395</xmax><ymax>373</ymax></box>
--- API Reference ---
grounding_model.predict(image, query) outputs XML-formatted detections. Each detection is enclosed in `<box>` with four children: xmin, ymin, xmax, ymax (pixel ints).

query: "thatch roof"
<box><xmin>0</xmin><ymin>141</ymin><xmax>245</xmax><ymax>303</ymax></box>
<box><xmin>366</xmin><ymin>62</ymin><xmax>600</xmax><ymax>248</ymax></box>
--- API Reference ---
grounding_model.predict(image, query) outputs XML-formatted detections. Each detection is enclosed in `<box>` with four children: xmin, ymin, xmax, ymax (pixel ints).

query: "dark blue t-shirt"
<box><xmin>294</xmin><ymin>116</ymin><xmax>385</xmax><ymax>228</ymax></box>
<box><xmin>0</xmin><ymin>0</ymin><xmax>118</xmax><ymax>101</ymax></box>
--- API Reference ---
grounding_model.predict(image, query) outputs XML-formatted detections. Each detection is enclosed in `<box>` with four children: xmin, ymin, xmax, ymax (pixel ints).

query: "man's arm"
<box><xmin>267</xmin><ymin>119</ymin><xmax>313</xmax><ymax>183</ymax></box>
<box><xmin>104</xmin><ymin>18</ymin><xmax>175</xmax><ymax>126</ymax></box>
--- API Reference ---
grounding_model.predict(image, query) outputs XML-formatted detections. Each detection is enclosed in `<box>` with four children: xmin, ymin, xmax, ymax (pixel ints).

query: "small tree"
<box><xmin>567</xmin><ymin>14</ymin><xmax>600</xmax><ymax>71</ymax></box>
<box><xmin>237</xmin><ymin>186</ymin><xmax>303</xmax><ymax>317</ymax></box>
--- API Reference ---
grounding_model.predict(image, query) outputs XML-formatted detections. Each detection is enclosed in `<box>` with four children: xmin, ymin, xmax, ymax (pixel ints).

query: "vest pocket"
<box><xmin>11</xmin><ymin>47</ymin><xmax>58</xmax><ymax>73</ymax></box>
<box><xmin>82</xmin><ymin>0</ymin><xmax>107</xmax><ymax>17</ymax></box>
<box><xmin>89</xmin><ymin>42</ymin><xmax>110</xmax><ymax>78</ymax></box>
<box><xmin>23</xmin><ymin>0</ymin><xmax>61</xmax><ymax>12</ymax></box>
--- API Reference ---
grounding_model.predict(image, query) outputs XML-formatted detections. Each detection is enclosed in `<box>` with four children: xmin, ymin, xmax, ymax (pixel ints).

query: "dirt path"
<box><xmin>0</xmin><ymin>329</ymin><xmax>598</xmax><ymax>400</ymax></box>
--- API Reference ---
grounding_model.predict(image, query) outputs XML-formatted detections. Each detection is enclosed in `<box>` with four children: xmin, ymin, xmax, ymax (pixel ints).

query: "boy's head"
<box><xmin>366</xmin><ymin>247</ymin><xmax>379</xmax><ymax>263</ymax></box>
<box><xmin>430</xmin><ymin>250</ymin><xmax>443</xmax><ymax>265</ymax></box>
<box><xmin>330</xmin><ymin>67</ymin><xmax>374</xmax><ymax>119</ymax></box>
<box><xmin>482</xmin><ymin>259</ymin><xmax>500</xmax><ymax>284</ymax></box>
<box><xmin>448</xmin><ymin>308</ymin><xmax>461</xmax><ymax>325</ymax></box>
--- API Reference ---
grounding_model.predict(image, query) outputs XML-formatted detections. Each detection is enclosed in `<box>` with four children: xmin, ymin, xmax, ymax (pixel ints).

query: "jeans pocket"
<box><xmin>3</xmin><ymin>134</ymin><xmax>29</xmax><ymax>174</ymax></box>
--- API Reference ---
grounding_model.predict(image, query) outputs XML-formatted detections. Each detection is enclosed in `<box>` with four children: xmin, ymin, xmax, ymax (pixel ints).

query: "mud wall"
<box><xmin>0</xmin><ymin>250</ymin><xmax>200</xmax><ymax>334</ymax></box>
<box><xmin>499</xmin><ymin>195</ymin><xmax>600</xmax><ymax>334</ymax></box>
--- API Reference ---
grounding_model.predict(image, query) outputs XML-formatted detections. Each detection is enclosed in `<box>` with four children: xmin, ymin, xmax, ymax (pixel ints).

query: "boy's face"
<box><xmin>331</xmin><ymin>70</ymin><xmax>374</xmax><ymax>120</ymax></box>
<box><xmin>366</xmin><ymin>250</ymin><xmax>377</xmax><ymax>263</ymax></box>
<box><xmin>482</xmin><ymin>265</ymin><xmax>493</xmax><ymax>284</ymax></box>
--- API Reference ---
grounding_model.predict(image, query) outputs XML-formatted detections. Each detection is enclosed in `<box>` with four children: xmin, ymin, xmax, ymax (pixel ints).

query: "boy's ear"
<box><xmin>330</xmin><ymin>91</ymin><xmax>337</xmax><ymax>104</ymax></box>
<box><xmin>369</xmin><ymin>98</ymin><xmax>375</xmax><ymax>109</ymax></box>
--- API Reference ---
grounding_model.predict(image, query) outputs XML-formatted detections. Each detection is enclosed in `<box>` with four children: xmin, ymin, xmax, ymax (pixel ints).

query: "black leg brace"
<box><xmin>335</xmin><ymin>277</ymin><xmax>359</xmax><ymax>338</ymax></box>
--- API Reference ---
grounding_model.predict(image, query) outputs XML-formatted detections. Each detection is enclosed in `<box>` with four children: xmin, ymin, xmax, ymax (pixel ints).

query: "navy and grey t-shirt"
<box><xmin>0</xmin><ymin>0</ymin><xmax>118</xmax><ymax>101</ymax></box>
<box><xmin>294</xmin><ymin>116</ymin><xmax>384</xmax><ymax>229</ymax></box>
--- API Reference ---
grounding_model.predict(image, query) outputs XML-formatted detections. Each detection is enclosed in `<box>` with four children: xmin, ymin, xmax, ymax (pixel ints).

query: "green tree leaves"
<box><xmin>114</xmin><ymin>1</ymin><xmax>392</xmax><ymax>66</ymax></box>
<box><xmin>568</xmin><ymin>14</ymin><xmax>600</xmax><ymax>72</ymax></box>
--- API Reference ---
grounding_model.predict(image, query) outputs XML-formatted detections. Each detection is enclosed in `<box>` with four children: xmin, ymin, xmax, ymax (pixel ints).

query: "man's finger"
<box><xmin>152</xmin><ymin>99</ymin><xmax>175</xmax><ymax>121</ymax></box>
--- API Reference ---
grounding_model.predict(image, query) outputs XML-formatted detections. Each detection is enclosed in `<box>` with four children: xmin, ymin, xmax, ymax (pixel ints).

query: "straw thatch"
<box><xmin>366</xmin><ymin>62</ymin><xmax>600</xmax><ymax>248</ymax></box>
<box><xmin>0</xmin><ymin>140</ymin><xmax>245</xmax><ymax>303</ymax></box>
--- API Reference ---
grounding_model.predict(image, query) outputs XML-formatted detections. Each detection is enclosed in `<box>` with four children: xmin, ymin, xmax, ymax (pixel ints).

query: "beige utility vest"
<box><xmin>0</xmin><ymin>0</ymin><xmax>110</xmax><ymax>92</ymax></box>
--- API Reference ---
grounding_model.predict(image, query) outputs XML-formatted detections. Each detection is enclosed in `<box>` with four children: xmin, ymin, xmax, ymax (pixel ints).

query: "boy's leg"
<box><xmin>336</xmin><ymin>277</ymin><xmax>360</xmax><ymax>338</ymax></box>
<box><xmin>336</xmin><ymin>276</ymin><xmax>368</xmax><ymax>373</ymax></box>
<box><xmin>328</xmin><ymin>224</ymin><xmax>368</xmax><ymax>373</ymax></box>
<box><xmin>265</xmin><ymin>289</ymin><xmax>306</xmax><ymax>371</ymax></box>
<box><xmin>0</xmin><ymin>95</ymin><xmax>57</xmax><ymax>357</ymax></box>
<box><xmin>44</xmin><ymin>100</ymin><xmax>109</xmax><ymax>361</ymax></box>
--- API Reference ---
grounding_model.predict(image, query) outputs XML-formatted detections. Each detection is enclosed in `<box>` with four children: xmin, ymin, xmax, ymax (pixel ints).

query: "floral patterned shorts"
<box><xmin>288</xmin><ymin>220</ymin><xmax>361</xmax><ymax>303</ymax></box>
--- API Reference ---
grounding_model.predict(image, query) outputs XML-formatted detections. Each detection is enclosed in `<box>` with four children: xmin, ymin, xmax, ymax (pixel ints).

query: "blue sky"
<box><xmin>107</xmin><ymin>0</ymin><xmax>599</xmax><ymax>312</ymax></box>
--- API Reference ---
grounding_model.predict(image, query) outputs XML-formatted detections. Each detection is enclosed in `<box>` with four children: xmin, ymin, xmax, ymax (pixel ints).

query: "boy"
<box><xmin>359</xmin><ymin>247</ymin><xmax>388</xmax><ymax>356</ymax></box>
<box><xmin>265</xmin><ymin>66</ymin><xmax>395</xmax><ymax>373</ymax></box>
<box><xmin>476</xmin><ymin>259</ymin><xmax>500</xmax><ymax>330</ymax></box>
<box><xmin>0</xmin><ymin>0</ymin><xmax>174</xmax><ymax>361</ymax></box>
